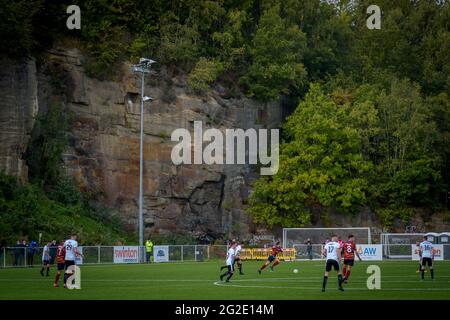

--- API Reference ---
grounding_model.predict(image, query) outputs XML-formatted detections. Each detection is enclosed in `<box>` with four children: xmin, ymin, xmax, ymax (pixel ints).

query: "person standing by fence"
<box><xmin>306</xmin><ymin>239</ymin><xmax>313</xmax><ymax>260</ymax></box>
<box><xmin>0</xmin><ymin>240</ymin><xmax>5</xmax><ymax>267</ymax></box>
<box><xmin>145</xmin><ymin>239</ymin><xmax>153</xmax><ymax>263</ymax></box>
<box><xmin>49</xmin><ymin>240</ymin><xmax>57</xmax><ymax>265</ymax></box>
<box><xmin>28</xmin><ymin>240</ymin><xmax>38</xmax><ymax>267</ymax></box>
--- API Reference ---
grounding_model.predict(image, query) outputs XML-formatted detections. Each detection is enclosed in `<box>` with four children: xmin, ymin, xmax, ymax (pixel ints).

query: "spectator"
<box><xmin>305</xmin><ymin>238</ymin><xmax>313</xmax><ymax>260</ymax></box>
<box><xmin>28</xmin><ymin>240</ymin><xmax>38</xmax><ymax>267</ymax></box>
<box><xmin>18</xmin><ymin>240</ymin><xmax>27</xmax><ymax>266</ymax></box>
<box><xmin>49</xmin><ymin>240</ymin><xmax>57</xmax><ymax>265</ymax></box>
<box><xmin>145</xmin><ymin>239</ymin><xmax>153</xmax><ymax>263</ymax></box>
<box><xmin>0</xmin><ymin>240</ymin><xmax>5</xmax><ymax>267</ymax></box>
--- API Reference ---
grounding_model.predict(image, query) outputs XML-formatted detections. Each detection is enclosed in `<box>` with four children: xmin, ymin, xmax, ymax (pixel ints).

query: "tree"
<box><xmin>240</xmin><ymin>4</ymin><xmax>307</xmax><ymax>101</ymax></box>
<box><xmin>248</xmin><ymin>84</ymin><xmax>372</xmax><ymax>227</ymax></box>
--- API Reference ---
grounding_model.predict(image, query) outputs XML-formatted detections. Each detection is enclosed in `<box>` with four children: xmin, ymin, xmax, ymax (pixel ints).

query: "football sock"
<box><xmin>260</xmin><ymin>264</ymin><xmax>267</xmax><ymax>270</ymax></box>
<box><xmin>430</xmin><ymin>269</ymin><xmax>434</xmax><ymax>279</ymax></box>
<box><xmin>46</xmin><ymin>268</ymin><xmax>49</xmax><ymax>276</ymax></box>
<box><xmin>343</xmin><ymin>266</ymin><xmax>347</xmax><ymax>277</ymax></box>
<box><xmin>338</xmin><ymin>274</ymin><xmax>343</xmax><ymax>288</ymax></box>
<box><xmin>238</xmin><ymin>263</ymin><xmax>243</xmax><ymax>274</ymax></box>
<box><xmin>346</xmin><ymin>270</ymin><xmax>351</xmax><ymax>279</ymax></box>
<box><xmin>421</xmin><ymin>269</ymin><xmax>425</xmax><ymax>280</ymax></box>
<box><xmin>220</xmin><ymin>265</ymin><xmax>227</xmax><ymax>271</ymax></box>
<box><xmin>54</xmin><ymin>273</ymin><xmax>61</xmax><ymax>285</ymax></box>
<box><xmin>272</xmin><ymin>261</ymin><xmax>280</xmax><ymax>268</ymax></box>
<box><xmin>322</xmin><ymin>276</ymin><xmax>328</xmax><ymax>290</ymax></box>
<box><xmin>226</xmin><ymin>272</ymin><xmax>233</xmax><ymax>281</ymax></box>
<box><xmin>220</xmin><ymin>270</ymin><xmax>229</xmax><ymax>279</ymax></box>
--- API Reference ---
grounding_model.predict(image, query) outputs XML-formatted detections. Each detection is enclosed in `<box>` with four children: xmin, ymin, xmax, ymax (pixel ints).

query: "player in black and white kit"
<box><xmin>220</xmin><ymin>241</ymin><xmax>236</xmax><ymax>282</ymax></box>
<box><xmin>419</xmin><ymin>236</ymin><xmax>434</xmax><ymax>280</ymax></box>
<box><xmin>321</xmin><ymin>234</ymin><xmax>344</xmax><ymax>292</ymax></box>
<box><xmin>63</xmin><ymin>234</ymin><xmax>83</xmax><ymax>287</ymax></box>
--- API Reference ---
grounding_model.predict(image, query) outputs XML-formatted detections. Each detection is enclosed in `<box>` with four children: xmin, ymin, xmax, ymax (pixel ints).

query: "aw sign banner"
<box><xmin>411</xmin><ymin>244</ymin><xmax>443</xmax><ymax>261</ymax></box>
<box><xmin>154</xmin><ymin>245</ymin><xmax>169</xmax><ymax>263</ymax></box>
<box><xmin>356</xmin><ymin>244</ymin><xmax>383</xmax><ymax>261</ymax></box>
<box><xmin>113</xmin><ymin>246</ymin><xmax>139</xmax><ymax>264</ymax></box>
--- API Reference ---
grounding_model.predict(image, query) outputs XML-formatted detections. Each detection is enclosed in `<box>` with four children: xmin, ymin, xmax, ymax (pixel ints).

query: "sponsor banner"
<box><xmin>356</xmin><ymin>244</ymin><xmax>383</xmax><ymax>261</ymax></box>
<box><xmin>114</xmin><ymin>246</ymin><xmax>140</xmax><ymax>264</ymax></box>
<box><xmin>76</xmin><ymin>246</ymin><xmax>83</xmax><ymax>265</ymax></box>
<box><xmin>154</xmin><ymin>245</ymin><xmax>169</xmax><ymax>263</ymax></box>
<box><xmin>411</xmin><ymin>244</ymin><xmax>443</xmax><ymax>261</ymax></box>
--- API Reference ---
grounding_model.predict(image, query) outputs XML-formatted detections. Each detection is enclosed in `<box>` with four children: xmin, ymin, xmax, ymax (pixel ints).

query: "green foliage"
<box><xmin>248</xmin><ymin>84</ymin><xmax>372</xmax><ymax>226</ymax></box>
<box><xmin>240</xmin><ymin>4</ymin><xmax>307</xmax><ymax>101</ymax></box>
<box><xmin>24</xmin><ymin>104</ymin><xmax>69</xmax><ymax>187</ymax></box>
<box><xmin>187</xmin><ymin>58</ymin><xmax>224</xmax><ymax>93</ymax></box>
<box><xmin>0</xmin><ymin>172</ymin><xmax>129</xmax><ymax>245</ymax></box>
<box><xmin>249</xmin><ymin>78</ymin><xmax>447</xmax><ymax>228</ymax></box>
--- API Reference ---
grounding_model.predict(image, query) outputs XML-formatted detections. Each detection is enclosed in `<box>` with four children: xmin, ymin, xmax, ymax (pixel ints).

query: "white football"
<box><xmin>293</xmin><ymin>269</ymin><xmax>298</xmax><ymax>274</ymax></box>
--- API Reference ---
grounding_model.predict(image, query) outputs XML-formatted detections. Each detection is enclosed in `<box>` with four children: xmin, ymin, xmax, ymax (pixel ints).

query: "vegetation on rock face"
<box><xmin>0</xmin><ymin>0</ymin><xmax>449</xmax><ymax>232</ymax></box>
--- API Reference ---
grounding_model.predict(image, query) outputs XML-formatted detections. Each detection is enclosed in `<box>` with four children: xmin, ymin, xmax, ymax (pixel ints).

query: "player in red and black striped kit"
<box><xmin>258</xmin><ymin>241</ymin><xmax>283</xmax><ymax>274</ymax></box>
<box><xmin>53</xmin><ymin>241</ymin><xmax>66</xmax><ymax>288</ymax></box>
<box><xmin>342</xmin><ymin>235</ymin><xmax>362</xmax><ymax>283</ymax></box>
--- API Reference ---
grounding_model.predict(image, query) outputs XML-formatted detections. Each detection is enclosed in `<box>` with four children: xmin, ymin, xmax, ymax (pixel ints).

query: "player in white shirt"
<box><xmin>63</xmin><ymin>234</ymin><xmax>83</xmax><ymax>287</ymax></box>
<box><xmin>40</xmin><ymin>241</ymin><xmax>51</xmax><ymax>277</ymax></box>
<box><xmin>220</xmin><ymin>241</ymin><xmax>237</xmax><ymax>282</ymax></box>
<box><xmin>419</xmin><ymin>236</ymin><xmax>434</xmax><ymax>280</ymax></box>
<box><xmin>321</xmin><ymin>234</ymin><xmax>344</xmax><ymax>292</ymax></box>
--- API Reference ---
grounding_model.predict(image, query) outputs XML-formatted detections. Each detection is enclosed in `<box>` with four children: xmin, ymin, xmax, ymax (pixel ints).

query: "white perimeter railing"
<box><xmin>1</xmin><ymin>244</ymin><xmax>449</xmax><ymax>268</ymax></box>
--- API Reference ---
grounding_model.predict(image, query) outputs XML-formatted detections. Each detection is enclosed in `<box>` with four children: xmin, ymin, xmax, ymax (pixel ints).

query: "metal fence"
<box><xmin>2</xmin><ymin>244</ymin><xmax>450</xmax><ymax>267</ymax></box>
<box><xmin>0</xmin><ymin>245</ymin><xmax>229</xmax><ymax>268</ymax></box>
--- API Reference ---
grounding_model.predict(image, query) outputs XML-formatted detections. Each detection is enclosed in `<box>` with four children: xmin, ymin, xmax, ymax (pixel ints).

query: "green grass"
<box><xmin>0</xmin><ymin>261</ymin><xmax>449</xmax><ymax>300</ymax></box>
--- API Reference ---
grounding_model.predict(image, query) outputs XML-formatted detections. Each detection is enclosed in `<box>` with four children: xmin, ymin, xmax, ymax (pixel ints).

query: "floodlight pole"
<box><xmin>139</xmin><ymin>69</ymin><xmax>145</xmax><ymax>252</ymax></box>
<box><xmin>131</xmin><ymin>58</ymin><xmax>155</xmax><ymax>260</ymax></box>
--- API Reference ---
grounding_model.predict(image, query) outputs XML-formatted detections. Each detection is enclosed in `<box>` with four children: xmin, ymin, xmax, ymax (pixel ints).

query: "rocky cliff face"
<box><xmin>0</xmin><ymin>58</ymin><xmax>38</xmax><ymax>183</ymax></box>
<box><xmin>0</xmin><ymin>47</ymin><xmax>282</xmax><ymax>241</ymax></box>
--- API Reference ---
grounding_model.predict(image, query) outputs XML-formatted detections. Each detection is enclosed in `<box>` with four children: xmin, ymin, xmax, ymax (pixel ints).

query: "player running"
<box><xmin>322</xmin><ymin>235</ymin><xmax>344</xmax><ymax>292</ymax></box>
<box><xmin>419</xmin><ymin>236</ymin><xmax>434</xmax><ymax>280</ymax></box>
<box><xmin>63</xmin><ymin>234</ymin><xmax>83</xmax><ymax>287</ymax></box>
<box><xmin>342</xmin><ymin>235</ymin><xmax>362</xmax><ymax>283</ymax></box>
<box><xmin>40</xmin><ymin>241</ymin><xmax>51</xmax><ymax>277</ymax></box>
<box><xmin>258</xmin><ymin>241</ymin><xmax>283</xmax><ymax>274</ymax></box>
<box><xmin>53</xmin><ymin>241</ymin><xmax>66</xmax><ymax>288</ymax></box>
<box><xmin>220</xmin><ymin>241</ymin><xmax>237</xmax><ymax>282</ymax></box>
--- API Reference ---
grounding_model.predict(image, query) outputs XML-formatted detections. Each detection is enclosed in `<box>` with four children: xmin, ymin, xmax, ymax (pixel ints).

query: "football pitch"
<box><xmin>1</xmin><ymin>260</ymin><xmax>449</xmax><ymax>300</ymax></box>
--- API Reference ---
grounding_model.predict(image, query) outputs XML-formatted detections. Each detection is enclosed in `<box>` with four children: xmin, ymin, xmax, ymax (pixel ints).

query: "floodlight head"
<box><xmin>140</xmin><ymin>58</ymin><xmax>156</xmax><ymax>65</ymax></box>
<box><xmin>143</xmin><ymin>96</ymin><xmax>153</xmax><ymax>102</ymax></box>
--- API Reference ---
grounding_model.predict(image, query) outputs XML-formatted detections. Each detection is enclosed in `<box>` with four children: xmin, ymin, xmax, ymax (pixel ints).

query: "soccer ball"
<box><xmin>293</xmin><ymin>269</ymin><xmax>298</xmax><ymax>274</ymax></box>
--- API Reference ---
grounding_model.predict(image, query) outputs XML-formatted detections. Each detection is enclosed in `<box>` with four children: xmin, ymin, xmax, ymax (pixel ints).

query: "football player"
<box><xmin>258</xmin><ymin>241</ymin><xmax>283</xmax><ymax>274</ymax></box>
<box><xmin>322</xmin><ymin>235</ymin><xmax>344</xmax><ymax>292</ymax></box>
<box><xmin>419</xmin><ymin>236</ymin><xmax>434</xmax><ymax>280</ymax></box>
<box><xmin>342</xmin><ymin>235</ymin><xmax>362</xmax><ymax>283</ymax></box>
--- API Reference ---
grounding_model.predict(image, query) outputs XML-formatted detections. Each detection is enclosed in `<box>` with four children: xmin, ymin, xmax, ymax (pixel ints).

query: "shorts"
<box><xmin>64</xmin><ymin>260</ymin><xmax>75</xmax><ymax>270</ymax></box>
<box><xmin>267</xmin><ymin>255</ymin><xmax>275</xmax><ymax>262</ymax></box>
<box><xmin>325</xmin><ymin>259</ymin><xmax>340</xmax><ymax>272</ymax></box>
<box><xmin>42</xmin><ymin>260</ymin><xmax>50</xmax><ymax>266</ymax></box>
<box><xmin>57</xmin><ymin>263</ymin><xmax>65</xmax><ymax>271</ymax></box>
<box><xmin>421</xmin><ymin>257</ymin><xmax>433</xmax><ymax>267</ymax></box>
<box><xmin>343</xmin><ymin>259</ymin><xmax>354</xmax><ymax>266</ymax></box>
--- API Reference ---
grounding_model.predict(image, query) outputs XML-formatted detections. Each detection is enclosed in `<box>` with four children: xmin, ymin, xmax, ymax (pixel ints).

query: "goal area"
<box><xmin>283</xmin><ymin>227</ymin><xmax>372</xmax><ymax>248</ymax></box>
<box><xmin>380</xmin><ymin>233</ymin><xmax>425</xmax><ymax>259</ymax></box>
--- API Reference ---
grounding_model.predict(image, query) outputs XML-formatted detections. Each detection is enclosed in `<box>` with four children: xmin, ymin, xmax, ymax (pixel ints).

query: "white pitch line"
<box><xmin>212</xmin><ymin>281</ymin><xmax>450</xmax><ymax>291</ymax></box>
